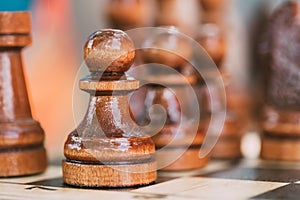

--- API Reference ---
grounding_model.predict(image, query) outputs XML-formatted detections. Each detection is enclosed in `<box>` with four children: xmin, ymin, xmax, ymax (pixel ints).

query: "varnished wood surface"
<box><xmin>0</xmin><ymin>11</ymin><xmax>47</xmax><ymax>176</ymax></box>
<box><xmin>63</xmin><ymin>29</ymin><xmax>157</xmax><ymax>187</ymax></box>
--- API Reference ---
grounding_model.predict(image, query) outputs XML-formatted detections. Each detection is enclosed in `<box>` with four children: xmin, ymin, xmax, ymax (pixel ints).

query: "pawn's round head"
<box><xmin>141</xmin><ymin>27</ymin><xmax>192</xmax><ymax>68</ymax></box>
<box><xmin>84</xmin><ymin>29</ymin><xmax>135</xmax><ymax>73</ymax></box>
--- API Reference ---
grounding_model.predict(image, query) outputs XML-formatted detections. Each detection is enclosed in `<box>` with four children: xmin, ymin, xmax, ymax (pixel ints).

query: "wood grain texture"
<box><xmin>261</xmin><ymin>136</ymin><xmax>300</xmax><ymax>161</ymax></box>
<box><xmin>63</xmin><ymin>29</ymin><xmax>157</xmax><ymax>187</ymax></box>
<box><xmin>62</xmin><ymin>160</ymin><xmax>157</xmax><ymax>187</ymax></box>
<box><xmin>0</xmin><ymin>12</ymin><xmax>31</xmax><ymax>34</ymax></box>
<box><xmin>0</xmin><ymin>147</ymin><xmax>47</xmax><ymax>177</ymax></box>
<box><xmin>0</xmin><ymin>11</ymin><xmax>47</xmax><ymax>176</ymax></box>
<box><xmin>79</xmin><ymin>78</ymin><xmax>139</xmax><ymax>91</ymax></box>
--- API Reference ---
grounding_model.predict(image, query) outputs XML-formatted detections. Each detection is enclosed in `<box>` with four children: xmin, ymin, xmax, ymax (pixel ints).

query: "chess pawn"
<box><xmin>0</xmin><ymin>12</ymin><xmax>47</xmax><ymax>176</ymax></box>
<box><xmin>260</xmin><ymin>1</ymin><xmax>300</xmax><ymax>161</ymax></box>
<box><xmin>141</xmin><ymin>27</ymin><xmax>210</xmax><ymax>171</ymax></box>
<box><xmin>106</xmin><ymin>0</ymin><xmax>152</xmax><ymax>30</ymax></box>
<box><xmin>200</xmin><ymin>0</ymin><xmax>227</xmax><ymax>12</ymax></box>
<box><xmin>197</xmin><ymin>23</ymin><xmax>244</xmax><ymax>159</ymax></box>
<box><xmin>155</xmin><ymin>0</ymin><xmax>199</xmax><ymax>37</ymax></box>
<box><xmin>206</xmin><ymin>78</ymin><xmax>246</xmax><ymax>159</ymax></box>
<box><xmin>63</xmin><ymin>29</ymin><xmax>157</xmax><ymax>187</ymax></box>
<box><xmin>199</xmin><ymin>0</ymin><xmax>227</xmax><ymax>25</ymax></box>
<box><xmin>196</xmin><ymin>23</ymin><xmax>226</xmax><ymax>68</ymax></box>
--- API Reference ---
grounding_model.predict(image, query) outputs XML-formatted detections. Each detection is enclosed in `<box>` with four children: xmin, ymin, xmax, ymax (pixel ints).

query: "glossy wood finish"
<box><xmin>0</xmin><ymin>12</ymin><xmax>47</xmax><ymax>177</ymax></box>
<box><xmin>63</xmin><ymin>29</ymin><xmax>157</xmax><ymax>187</ymax></box>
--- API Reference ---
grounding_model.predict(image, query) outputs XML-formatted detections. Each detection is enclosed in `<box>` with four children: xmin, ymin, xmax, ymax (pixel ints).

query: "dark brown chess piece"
<box><xmin>0</xmin><ymin>12</ymin><xmax>47</xmax><ymax>176</ymax></box>
<box><xmin>140</xmin><ymin>27</ymin><xmax>210</xmax><ymax>171</ymax></box>
<box><xmin>259</xmin><ymin>1</ymin><xmax>300</xmax><ymax>161</ymax></box>
<box><xmin>63</xmin><ymin>29</ymin><xmax>157</xmax><ymax>187</ymax></box>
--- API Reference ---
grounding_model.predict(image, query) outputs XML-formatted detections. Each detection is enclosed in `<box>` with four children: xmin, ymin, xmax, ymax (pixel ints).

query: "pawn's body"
<box><xmin>62</xmin><ymin>30</ymin><xmax>156</xmax><ymax>187</ymax></box>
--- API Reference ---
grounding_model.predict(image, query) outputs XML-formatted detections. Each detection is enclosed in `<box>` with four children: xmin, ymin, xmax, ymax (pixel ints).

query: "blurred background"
<box><xmin>0</xmin><ymin>0</ymin><xmax>291</xmax><ymax>162</ymax></box>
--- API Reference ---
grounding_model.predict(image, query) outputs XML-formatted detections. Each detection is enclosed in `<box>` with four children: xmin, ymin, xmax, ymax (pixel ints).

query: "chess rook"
<box><xmin>0</xmin><ymin>12</ymin><xmax>47</xmax><ymax>176</ymax></box>
<box><xmin>62</xmin><ymin>29</ymin><xmax>157</xmax><ymax>187</ymax></box>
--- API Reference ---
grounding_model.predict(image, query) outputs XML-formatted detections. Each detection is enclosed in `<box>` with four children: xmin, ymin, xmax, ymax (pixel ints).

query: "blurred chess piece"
<box><xmin>197</xmin><ymin>0</ymin><xmax>227</xmax><ymax>68</ymax></box>
<box><xmin>199</xmin><ymin>0</ymin><xmax>227</xmax><ymax>25</ymax></box>
<box><xmin>140</xmin><ymin>27</ymin><xmax>210</xmax><ymax>171</ymax></box>
<box><xmin>259</xmin><ymin>1</ymin><xmax>300</xmax><ymax>161</ymax></box>
<box><xmin>106</xmin><ymin>0</ymin><xmax>153</xmax><ymax>30</ymax></box>
<box><xmin>0</xmin><ymin>11</ymin><xmax>47</xmax><ymax>176</ymax></box>
<box><xmin>197</xmin><ymin>24</ymin><xmax>226</xmax><ymax>68</ymax></box>
<box><xmin>106</xmin><ymin>0</ymin><xmax>155</xmax><ymax>122</ymax></box>
<box><xmin>155</xmin><ymin>0</ymin><xmax>199</xmax><ymax>37</ymax></box>
<box><xmin>63</xmin><ymin>29</ymin><xmax>156</xmax><ymax>187</ymax></box>
<box><xmin>197</xmin><ymin>0</ymin><xmax>250</xmax><ymax>159</ymax></box>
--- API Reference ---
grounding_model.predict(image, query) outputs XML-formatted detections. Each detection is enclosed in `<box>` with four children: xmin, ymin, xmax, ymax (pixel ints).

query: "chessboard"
<box><xmin>1</xmin><ymin>159</ymin><xmax>300</xmax><ymax>200</ymax></box>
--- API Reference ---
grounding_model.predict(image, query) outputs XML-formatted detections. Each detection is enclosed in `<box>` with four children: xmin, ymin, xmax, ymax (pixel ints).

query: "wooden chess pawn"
<box><xmin>259</xmin><ymin>1</ymin><xmax>300</xmax><ymax>161</ymax></box>
<box><xmin>62</xmin><ymin>29</ymin><xmax>157</xmax><ymax>187</ymax></box>
<box><xmin>141</xmin><ymin>27</ymin><xmax>210</xmax><ymax>171</ymax></box>
<box><xmin>0</xmin><ymin>12</ymin><xmax>47</xmax><ymax>176</ymax></box>
<box><xmin>199</xmin><ymin>0</ymin><xmax>227</xmax><ymax>25</ymax></box>
<box><xmin>106</xmin><ymin>0</ymin><xmax>152</xmax><ymax>30</ymax></box>
<box><xmin>155</xmin><ymin>0</ymin><xmax>198</xmax><ymax>37</ymax></box>
<box><xmin>197</xmin><ymin>22</ymin><xmax>244</xmax><ymax>159</ymax></box>
<box><xmin>196</xmin><ymin>23</ymin><xmax>226</xmax><ymax>68</ymax></box>
<box><xmin>200</xmin><ymin>0</ymin><xmax>227</xmax><ymax>12</ymax></box>
<box><xmin>207</xmin><ymin>80</ymin><xmax>246</xmax><ymax>159</ymax></box>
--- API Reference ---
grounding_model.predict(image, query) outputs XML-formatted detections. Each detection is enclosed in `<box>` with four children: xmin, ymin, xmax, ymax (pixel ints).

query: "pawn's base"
<box><xmin>157</xmin><ymin>146</ymin><xmax>210</xmax><ymax>171</ymax></box>
<box><xmin>0</xmin><ymin>147</ymin><xmax>47</xmax><ymax>177</ymax></box>
<box><xmin>212</xmin><ymin>136</ymin><xmax>242</xmax><ymax>159</ymax></box>
<box><xmin>62</xmin><ymin>160</ymin><xmax>157</xmax><ymax>187</ymax></box>
<box><xmin>261</xmin><ymin>135</ymin><xmax>300</xmax><ymax>161</ymax></box>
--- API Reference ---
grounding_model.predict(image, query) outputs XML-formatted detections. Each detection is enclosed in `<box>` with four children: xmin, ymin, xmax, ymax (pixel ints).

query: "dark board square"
<box><xmin>251</xmin><ymin>183</ymin><xmax>300</xmax><ymax>200</ymax></box>
<box><xmin>203</xmin><ymin>167</ymin><xmax>300</xmax><ymax>183</ymax></box>
<box><xmin>26</xmin><ymin>177</ymin><xmax>64</xmax><ymax>188</ymax></box>
<box><xmin>25</xmin><ymin>175</ymin><xmax>174</xmax><ymax>191</ymax></box>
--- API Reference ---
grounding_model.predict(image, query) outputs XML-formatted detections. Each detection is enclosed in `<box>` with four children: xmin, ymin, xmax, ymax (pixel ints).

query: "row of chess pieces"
<box><xmin>0</xmin><ymin>0</ymin><xmax>299</xmax><ymax>188</ymax></box>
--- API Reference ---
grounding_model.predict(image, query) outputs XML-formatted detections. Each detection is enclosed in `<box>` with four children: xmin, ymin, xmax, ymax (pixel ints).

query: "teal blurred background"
<box><xmin>0</xmin><ymin>0</ymin><xmax>33</xmax><ymax>11</ymax></box>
